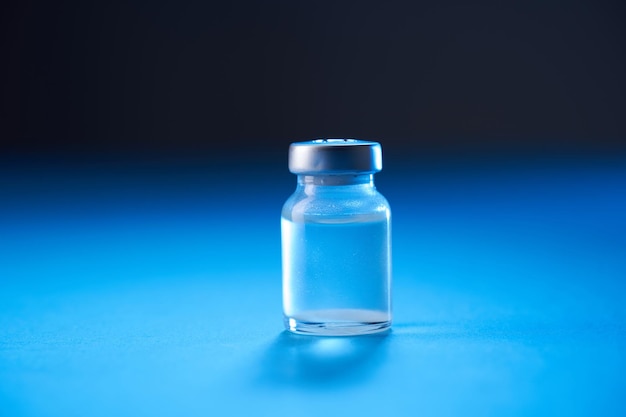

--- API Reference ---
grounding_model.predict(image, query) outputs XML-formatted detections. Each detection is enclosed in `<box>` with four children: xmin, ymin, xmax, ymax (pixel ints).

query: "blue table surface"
<box><xmin>1</xmin><ymin>156</ymin><xmax>625</xmax><ymax>416</ymax></box>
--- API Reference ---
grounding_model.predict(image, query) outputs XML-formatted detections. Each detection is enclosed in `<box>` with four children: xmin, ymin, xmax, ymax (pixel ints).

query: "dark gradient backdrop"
<box><xmin>2</xmin><ymin>2</ymin><xmax>626</xmax><ymax>417</ymax></box>
<box><xmin>2</xmin><ymin>0</ymin><xmax>626</xmax><ymax>161</ymax></box>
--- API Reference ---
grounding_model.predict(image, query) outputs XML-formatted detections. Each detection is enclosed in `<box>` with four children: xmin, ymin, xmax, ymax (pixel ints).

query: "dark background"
<box><xmin>2</xmin><ymin>0</ymin><xmax>625</xmax><ymax>163</ymax></box>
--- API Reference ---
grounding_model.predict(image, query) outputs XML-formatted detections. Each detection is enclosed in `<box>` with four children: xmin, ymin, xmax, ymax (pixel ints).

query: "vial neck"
<box><xmin>297</xmin><ymin>174</ymin><xmax>374</xmax><ymax>187</ymax></box>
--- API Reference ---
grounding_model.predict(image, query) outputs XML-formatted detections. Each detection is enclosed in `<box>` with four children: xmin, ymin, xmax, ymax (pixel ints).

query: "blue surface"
<box><xmin>1</xmin><ymin>156</ymin><xmax>625</xmax><ymax>416</ymax></box>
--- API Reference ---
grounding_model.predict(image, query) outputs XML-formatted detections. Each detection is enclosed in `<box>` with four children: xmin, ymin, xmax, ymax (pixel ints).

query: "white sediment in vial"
<box><xmin>281</xmin><ymin>213</ymin><xmax>391</xmax><ymax>327</ymax></box>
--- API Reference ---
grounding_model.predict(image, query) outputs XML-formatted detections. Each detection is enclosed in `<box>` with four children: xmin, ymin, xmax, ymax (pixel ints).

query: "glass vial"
<box><xmin>281</xmin><ymin>139</ymin><xmax>392</xmax><ymax>335</ymax></box>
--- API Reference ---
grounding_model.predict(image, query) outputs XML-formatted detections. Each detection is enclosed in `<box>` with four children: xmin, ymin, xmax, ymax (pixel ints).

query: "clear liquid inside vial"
<box><xmin>281</xmin><ymin>212</ymin><xmax>391</xmax><ymax>335</ymax></box>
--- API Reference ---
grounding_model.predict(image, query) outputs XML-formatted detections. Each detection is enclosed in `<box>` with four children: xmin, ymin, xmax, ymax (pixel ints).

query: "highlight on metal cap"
<box><xmin>288</xmin><ymin>139</ymin><xmax>383</xmax><ymax>174</ymax></box>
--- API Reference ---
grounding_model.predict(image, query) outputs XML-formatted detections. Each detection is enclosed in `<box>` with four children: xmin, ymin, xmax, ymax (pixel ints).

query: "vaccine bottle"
<box><xmin>281</xmin><ymin>139</ymin><xmax>392</xmax><ymax>335</ymax></box>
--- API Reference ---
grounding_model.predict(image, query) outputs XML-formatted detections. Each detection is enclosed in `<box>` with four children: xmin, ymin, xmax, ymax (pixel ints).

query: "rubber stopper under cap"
<box><xmin>289</xmin><ymin>139</ymin><xmax>383</xmax><ymax>174</ymax></box>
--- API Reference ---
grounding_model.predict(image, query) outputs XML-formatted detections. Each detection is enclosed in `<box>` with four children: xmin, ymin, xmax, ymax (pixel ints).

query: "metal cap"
<box><xmin>288</xmin><ymin>139</ymin><xmax>383</xmax><ymax>174</ymax></box>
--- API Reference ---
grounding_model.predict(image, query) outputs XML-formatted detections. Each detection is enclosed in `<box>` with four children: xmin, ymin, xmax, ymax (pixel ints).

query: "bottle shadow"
<box><xmin>258</xmin><ymin>330</ymin><xmax>392</xmax><ymax>390</ymax></box>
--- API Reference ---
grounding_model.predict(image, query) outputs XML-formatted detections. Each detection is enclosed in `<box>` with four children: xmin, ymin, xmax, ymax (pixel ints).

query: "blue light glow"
<box><xmin>1</xmin><ymin>158</ymin><xmax>625</xmax><ymax>416</ymax></box>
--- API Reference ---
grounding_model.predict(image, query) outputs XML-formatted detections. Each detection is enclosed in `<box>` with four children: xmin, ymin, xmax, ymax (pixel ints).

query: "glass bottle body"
<box><xmin>281</xmin><ymin>174</ymin><xmax>391</xmax><ymax>335</ymax></box>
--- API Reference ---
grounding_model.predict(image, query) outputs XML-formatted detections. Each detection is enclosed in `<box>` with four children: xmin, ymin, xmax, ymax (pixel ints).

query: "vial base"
<box><xmin>284</xmin><ymin>309</ymin><xmax>391</xmax><ymax>336</ymax></box>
